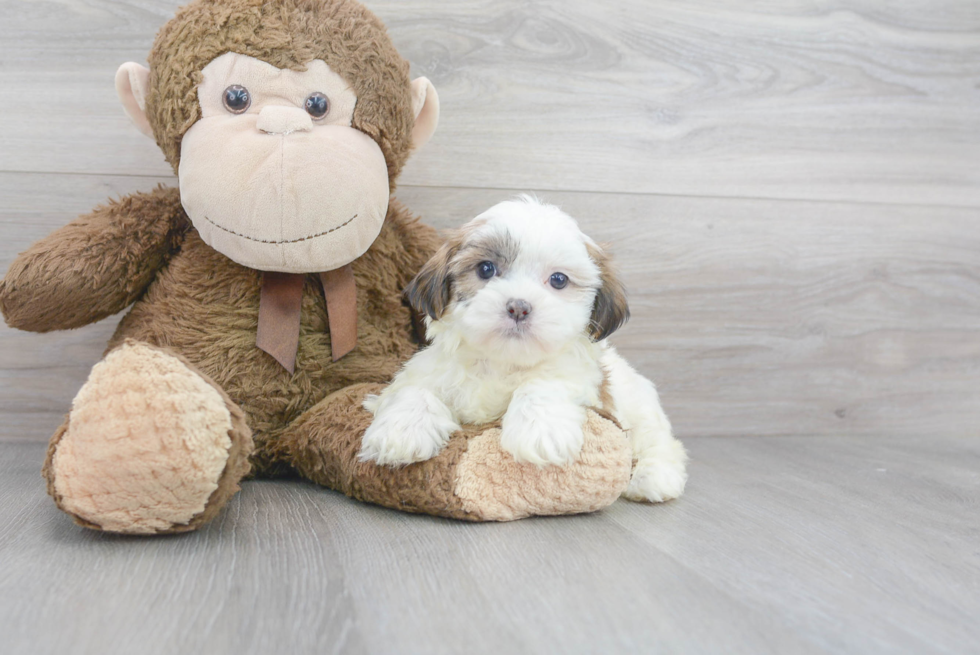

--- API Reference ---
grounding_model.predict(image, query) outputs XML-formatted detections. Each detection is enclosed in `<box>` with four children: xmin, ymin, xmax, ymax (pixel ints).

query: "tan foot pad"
<box><xmin>51</xmin><ymin>342</ymin><xmax>236</xmax><ymax>533</ymax></box>
<box><xmin>454</xmin><ymin>411</ymin><xmax>632</xmax><ymax>521</ymax></box>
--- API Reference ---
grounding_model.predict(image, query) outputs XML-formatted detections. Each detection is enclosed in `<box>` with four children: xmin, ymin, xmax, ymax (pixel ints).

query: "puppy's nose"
<box><xmin>506</xmin><ymin>298</ymin><xmax>532</xmax><ymax>322</ymax></box>
<box><xmin>256</xmin><ymin>105</ymin><xmax>313</xmax><ymax>135</ymax></box>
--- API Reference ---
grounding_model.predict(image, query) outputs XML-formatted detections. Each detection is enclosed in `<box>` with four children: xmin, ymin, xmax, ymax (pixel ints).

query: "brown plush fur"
<box><xmin>0</xmin><ymin>0</ymin><xmax>631</xmax><ymax>532</ymax></box>
<box><xmin>41</xmin><ymin>420</ymin><xmax>102</xmax><ymax>531</ymax></box>
<box><xmin>0</xmin><ymin>186</ymin><xmax>189</xmax><ymax>332</ymax></box>
<box><xmin>106</xmin><ymin>195</ymin><xmax>440</xmax><ymax>476</ymax></box>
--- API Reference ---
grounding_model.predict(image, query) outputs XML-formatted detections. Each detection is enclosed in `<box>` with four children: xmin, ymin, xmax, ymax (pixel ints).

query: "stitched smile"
<box><xmin>202</xmin><ymin>214</ymin><xmax>358</xmax><ymax>244</ymax></box>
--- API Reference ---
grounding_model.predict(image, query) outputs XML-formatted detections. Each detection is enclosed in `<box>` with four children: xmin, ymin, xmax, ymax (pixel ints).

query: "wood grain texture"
<box><xmin>2</xmin><ymin>436</ymin><xmax>978</xmax><ymax>654</ymax></box>
<box><xmin>2</xmin><ymin>0</ymin><xmax>977</xmax><ymax>441</ymax></box>
<box><xmin>1</xmin><ymin>3</ymin><xmax>977</xmax><ymax>653</ymax></box>
<box><xmin>0</xmin><ymin>0</ymin><xmax>978</xmax><ymax>205</ymax></box>
<box><xmin>2</xmin><ymin>173</ymin><xmax>978</xmax><ymax>442</ymax></box>
<box><xmin>396</xmin><ymin>187</ymin><xmax>980</xmax><ymax>441</ymax></box>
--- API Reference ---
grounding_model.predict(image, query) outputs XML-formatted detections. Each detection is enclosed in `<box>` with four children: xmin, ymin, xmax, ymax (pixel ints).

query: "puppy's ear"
<box><xmin>405</xmin><ymin>237</ymin><xmax>459</xmax><ymax>320</ymax></box>
<box><xmin>587</xmin><ymin>243</ymin><xmax>630</xmax><ymax>341</ymax></box>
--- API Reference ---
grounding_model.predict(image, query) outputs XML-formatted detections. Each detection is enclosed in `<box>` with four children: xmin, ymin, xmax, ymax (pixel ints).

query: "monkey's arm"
<box><xmin>0</xmin><ymin>186</ymin><xmax>187</xmax><ymax>332</ymax></box>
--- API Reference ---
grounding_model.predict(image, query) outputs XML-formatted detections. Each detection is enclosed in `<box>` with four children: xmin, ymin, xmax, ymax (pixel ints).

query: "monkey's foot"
<box><xmin>454</xmin><ymin>410</ymin><xmax>632</xmax><ymax>520</ymax></box>
<box><xmin>44</xmin><ymin>341</ymin><xmax>252</xmax><ymax>534</ymax></box>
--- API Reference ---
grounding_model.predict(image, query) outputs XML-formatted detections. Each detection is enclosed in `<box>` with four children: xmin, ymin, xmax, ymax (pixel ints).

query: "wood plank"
<box><xmin>0</xmin><ymin>1</ymin><xmax>978</xmax><ymax>205</ymax></box>
<box><xmin>318</xmin><ymin>481</ymin><xmax>821</xmax><ymax>655</ymax></box>
<box><xmin>0</xmin><ymin>442</ymin><xmax>368</xmax><ymax>655</ymax></box>
<box><xmin>603</xmin><ymin>435</ymin><xmax>980</xmax><ymax>654</ymax></box>
<box><xmin>2</xmin><ymin>173</ymin><xmax>977</xmax><ymax>441</ymax></box>
<box><xmin>2</xmin><ymin>435</ymin><xmax>978</xmax><ymax>654</ymax></box>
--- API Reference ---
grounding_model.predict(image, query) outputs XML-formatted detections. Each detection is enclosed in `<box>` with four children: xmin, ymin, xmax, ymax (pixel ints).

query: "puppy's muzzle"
<box><xmin>506</xmin><ymin>298</ymin><xmax>532</xmax><ymax>323</ymax></box>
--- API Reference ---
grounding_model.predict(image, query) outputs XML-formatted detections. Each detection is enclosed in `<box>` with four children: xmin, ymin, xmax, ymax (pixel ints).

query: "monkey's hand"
<box><xmin>0</xmin><ymin>186</ymin><xmax>187</xmax><ymax>332</ymax></box>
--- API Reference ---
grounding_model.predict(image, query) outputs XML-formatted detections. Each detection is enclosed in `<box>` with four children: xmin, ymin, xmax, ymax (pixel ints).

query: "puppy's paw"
<box><xmin>358</xmin><ymin>388</ymin><xmax>460</xmax><ymax>466</ymax></box>
<box><xmin>500</xmin><ymin>403</ymin><xmax>587</xmax><ymax>466</ymax></box>
<box><xmin>623</xmin><ymin>444</ymin><xmax>688</xmax><ymax>503</ymax></box>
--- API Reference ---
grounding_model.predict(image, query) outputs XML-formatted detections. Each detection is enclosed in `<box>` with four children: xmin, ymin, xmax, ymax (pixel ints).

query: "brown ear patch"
<box><xmin>587</xmin><ymin>242</ymin><xmax>630</xmax><ymax>341</ymax></box>
<box><xmin>404</xmin><ymin>232</ymin><xmax>462</xmax><ymax>320</ymax></box>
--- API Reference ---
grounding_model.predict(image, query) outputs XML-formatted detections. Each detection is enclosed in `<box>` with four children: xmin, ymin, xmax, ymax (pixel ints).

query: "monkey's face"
<box><xmin>178</xmin><ymin>53</ymin><xmax>390</xmax><ymax>273</ymax></box>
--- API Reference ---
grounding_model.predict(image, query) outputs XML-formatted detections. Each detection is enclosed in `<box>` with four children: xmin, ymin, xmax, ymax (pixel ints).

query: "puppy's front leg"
<box><xmin>359</xmin><ymin>387</ymin><xmax>460</xmax><ymax>466</ymax></box>
<box><xmin>501</xmin><ymin>380</ymin><xmax>588</xmax><ymax>466</ymax></box>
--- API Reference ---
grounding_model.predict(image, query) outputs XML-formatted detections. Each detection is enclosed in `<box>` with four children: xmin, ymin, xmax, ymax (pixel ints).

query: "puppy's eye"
<box><xmin>476</xmin><ymin>261</ymin><xmax>497</xmax><ymax>280</ymax></box>
<box><xmin>304</xmin><ymin>92</ymin><xmax>329</xmax><ymax>119</ymax></box>
<box><xmin>549</xmin><ymin>272</ymin><xmax>569</xmax><ymax>289</ymax></box>
<box><xmin>222</xmin><ymin>85</ymin><xmax>251</xmax><ymax>114</ymax></box>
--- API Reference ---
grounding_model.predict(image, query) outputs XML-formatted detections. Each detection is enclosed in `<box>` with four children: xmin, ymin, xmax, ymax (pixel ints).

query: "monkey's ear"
<box><xmin>405</xmin><ymin>240</ymin><xmax>456</xmax><ymax>321</ymax></box>
<box><xmin>115</xmin><ymin>62</ymin><xmax>154</xmax><ymax>138</ymax></box>
<box><xmin>410</xmin><ymin>77</ymin><xmax>439</xmax><ymax>151</ymax></box>
<box><xmin>587</xmin><ymin>243</ymin><xmax>631</xmax><ymax>341</ymax></box>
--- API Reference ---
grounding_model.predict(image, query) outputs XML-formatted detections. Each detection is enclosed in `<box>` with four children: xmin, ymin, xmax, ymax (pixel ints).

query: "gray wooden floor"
<box><xmin>2</xmin><ymin>436</ymin><xmax>978</xmax><ymax>655</ymax></box>
<box><xmin>1</xmin><ymin>0</ymin><xmax>979</xmax><ymax>653</ymax></box>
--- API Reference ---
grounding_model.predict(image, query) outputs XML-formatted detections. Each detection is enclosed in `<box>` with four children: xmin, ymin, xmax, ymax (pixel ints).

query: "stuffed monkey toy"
<box><xmin>0</xmin><ymin>0</ymin><xmax>632</xmax><ymax>534</ymax></box>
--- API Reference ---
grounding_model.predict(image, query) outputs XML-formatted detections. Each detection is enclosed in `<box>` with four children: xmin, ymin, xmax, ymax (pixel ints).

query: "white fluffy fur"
<box><xmin>359</xmin><ymin>197</ymin><xmax>688</xmax><ymax>503</ymax></box>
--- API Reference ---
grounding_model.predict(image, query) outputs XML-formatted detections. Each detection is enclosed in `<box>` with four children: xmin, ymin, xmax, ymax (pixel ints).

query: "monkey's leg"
<box><xmin>283</xmin><ymin>383</ymin><xmax>633</xmax><ymax>521</ymax></box>
<box><xmin>43</xmin><ymin>340</ymin><xmax>253</xmax><ymax>534</ymax></box>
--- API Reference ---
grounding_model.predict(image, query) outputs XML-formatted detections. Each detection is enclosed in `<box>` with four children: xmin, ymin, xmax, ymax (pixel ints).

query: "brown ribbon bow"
<box><xmin>255</xmin><ymin>265</ymin><xmax>357</xmax><ymax>373</ymax></box>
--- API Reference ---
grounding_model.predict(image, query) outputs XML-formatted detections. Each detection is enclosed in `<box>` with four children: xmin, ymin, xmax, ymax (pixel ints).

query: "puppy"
<box><xmin>359</xmin><ymin>196</ymin><xmax>687</xmax><ymax>503</ymax></box>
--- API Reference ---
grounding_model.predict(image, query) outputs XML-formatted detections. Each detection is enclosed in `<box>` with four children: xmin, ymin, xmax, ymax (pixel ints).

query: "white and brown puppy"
<box><xmin>359</xmin><ymin>196</ymin><xmax>687</xmax><ymax>503</ymax></box>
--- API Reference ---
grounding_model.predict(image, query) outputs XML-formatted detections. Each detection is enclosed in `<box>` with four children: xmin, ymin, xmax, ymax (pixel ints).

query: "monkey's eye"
<box><xmin>304</xmin><ymin>92</ymin><xmax>330</xmax><ymax>120</ymax></box>
<box><xmin>476</xmin><ymin>261</ymin><xmax>497</xmax><ymax>280</ymax></box>
<box><xmin>549</xmin><ymin>272</ymin><xmax>569</xmax><ymax>290</ymax></box>
<box><xmin>222</xmin><ymin>85</ymin><xmax>251</xmax><ymax>114</ymax></box>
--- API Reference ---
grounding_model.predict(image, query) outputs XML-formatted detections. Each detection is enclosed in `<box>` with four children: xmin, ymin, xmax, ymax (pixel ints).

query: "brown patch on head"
<box><xmin>452</xmin><ymin>229</ymin><xmax>519</xmax><ymax>274</ymax></box>
<box><xmin>146</xmin><ymin>0</ymin><xmax>414</xmax><ymax>185</ymax></box>
<box><xmin>448</xmin><ymin>227</ymin><xmax>520</xmax><ymax>302</ymax></box>
<box><xmin>586</xmin><ymin>242</ymin><xmax>630</xmax><ymax>340</ymax></box>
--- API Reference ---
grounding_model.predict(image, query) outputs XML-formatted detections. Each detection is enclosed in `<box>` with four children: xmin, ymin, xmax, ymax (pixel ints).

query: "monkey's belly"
<box><xmin>107</xmin><ymin>231</ymin><xmax>418</xmax><ymax>471</ymax></box>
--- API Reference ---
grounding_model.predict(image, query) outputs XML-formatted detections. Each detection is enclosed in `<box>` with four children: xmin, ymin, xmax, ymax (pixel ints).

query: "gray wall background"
<box><xmin>1</xmin><ymin>0</ymin><xmax>978</xmax><ymax>442</ymax></box>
